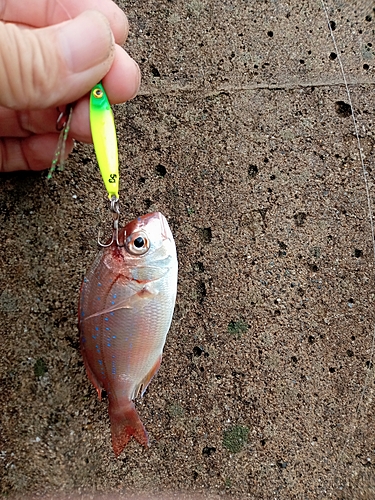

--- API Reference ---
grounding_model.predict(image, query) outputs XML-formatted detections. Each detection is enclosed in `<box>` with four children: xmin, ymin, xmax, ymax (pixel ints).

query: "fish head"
<box><xmin>117</xmin><ymin>211</ymin><xmax>177</xmax><ymax>284</ymax></box>
<box><xmin>116</xmin><ymin>212</ymin><xmax>177</xmax><ymax>272</ymax></box>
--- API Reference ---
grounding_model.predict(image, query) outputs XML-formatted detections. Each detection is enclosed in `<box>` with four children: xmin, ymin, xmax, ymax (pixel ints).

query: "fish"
<box><xmin>78</xmin><ymin>212</ymin><xmax>178</xmax><ymax>456</ymax></box>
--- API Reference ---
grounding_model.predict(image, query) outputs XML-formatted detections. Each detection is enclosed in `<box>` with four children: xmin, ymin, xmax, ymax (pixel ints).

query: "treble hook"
<box><xmin>98</xmin><ymin>195</ymin><xmax>123</xmax><ymax>247</ymax></box>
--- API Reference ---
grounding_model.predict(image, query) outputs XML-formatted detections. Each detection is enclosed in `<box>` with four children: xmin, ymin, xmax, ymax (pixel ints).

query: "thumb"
<box><xmin>0</xmin><ymin>10</ymin><xmax>115</xmax><ymax>110</ymax></box>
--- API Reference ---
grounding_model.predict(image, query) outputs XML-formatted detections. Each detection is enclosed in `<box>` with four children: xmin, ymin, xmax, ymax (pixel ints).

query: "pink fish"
<box><xmin>78</xmin><ymin>212</ymin><xmax>178</xmax><ymax>456</ymax></box>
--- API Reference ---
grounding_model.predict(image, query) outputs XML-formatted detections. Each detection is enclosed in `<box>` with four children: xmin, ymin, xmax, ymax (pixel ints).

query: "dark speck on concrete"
<box><xmin>34</xmin><ymin>358</ymin><xmax>48</xmax><ymax>378</ymax></box>
<box><xmin>335</xmin><ymin>100</ymin><xmax>352</xmax><ymax>117</ymax></box>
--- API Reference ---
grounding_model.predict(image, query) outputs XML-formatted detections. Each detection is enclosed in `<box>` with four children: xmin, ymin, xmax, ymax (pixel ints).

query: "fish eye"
<box><xmin>126</xmin><ymin>232</ymin><xmax>150</xmax><ymax>255</ymax></box>
<box><xmin>134</xmin><ymin>237</ymin><xmax>145</xmax><ymax>248</ymax></box>
<box><xmin>93</xmin><ymin>88</ymin><xmax>103</xmax><ymax>99</ymax></box>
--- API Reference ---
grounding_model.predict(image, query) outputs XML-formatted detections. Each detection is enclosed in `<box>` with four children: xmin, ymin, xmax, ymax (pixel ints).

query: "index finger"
<box><xmin>0</xmin><ymin>0</ymin><xmax>128</xmax><ymax>44</ymax></box>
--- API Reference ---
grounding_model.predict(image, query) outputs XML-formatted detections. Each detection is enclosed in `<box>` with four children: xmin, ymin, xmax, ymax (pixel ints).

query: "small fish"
<box><xmin>78</xmin><ymin>212</ymin><xmax>178</xmax><ymax>456</ymax></box>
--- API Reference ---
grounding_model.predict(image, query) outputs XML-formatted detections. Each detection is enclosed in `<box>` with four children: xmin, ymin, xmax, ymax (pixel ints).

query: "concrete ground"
<box><xmin>1</xmin><ymin>0</ymin><xmax>375</xmax><ymax>498</ymax></box>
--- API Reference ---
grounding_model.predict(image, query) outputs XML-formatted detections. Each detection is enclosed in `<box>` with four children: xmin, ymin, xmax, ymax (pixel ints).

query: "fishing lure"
<box><xmin>90</xmin><ymin>82</ymin><xmax>119</xmax><ymax>201</ymax></box>
<box><xmin>48</xmin><ymin>83</ymin><xmax>119</xmax><ymax>204</ymax></box>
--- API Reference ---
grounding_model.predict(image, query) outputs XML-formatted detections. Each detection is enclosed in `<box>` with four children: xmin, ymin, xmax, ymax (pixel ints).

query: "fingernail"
<box><xmin>130</xmin><ymin>61</ymin><xmax>142</xmax><ymax>99</ymax></box>
<box><xmin>58</xmin><ymin>11</ymin><xmax>114</xmax><ymax>73</ymax></box>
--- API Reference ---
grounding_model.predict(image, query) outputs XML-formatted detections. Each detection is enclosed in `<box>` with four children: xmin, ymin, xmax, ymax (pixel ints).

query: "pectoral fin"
<box><xmin>83</xmin><ymin>285</ymin><xmax>157</xmax><ymax>322</ymax></box>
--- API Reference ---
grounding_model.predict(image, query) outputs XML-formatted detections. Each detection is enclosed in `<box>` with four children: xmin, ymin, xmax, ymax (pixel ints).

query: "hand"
<box><xmin>0</xmin><ymin>0</ymin><xmax>141</xmax><ymax>172</ymax></box>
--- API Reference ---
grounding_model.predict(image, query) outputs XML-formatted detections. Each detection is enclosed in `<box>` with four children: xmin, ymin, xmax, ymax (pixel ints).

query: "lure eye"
<box><xmin>93</xmin><ymin>88</ymin><xmax>103</xmax><ymax>99</ymax></box>
<box><xmin>126</xmin><ymin>231</ymin><xmax>150</xmax><ymax>255</ymax></box>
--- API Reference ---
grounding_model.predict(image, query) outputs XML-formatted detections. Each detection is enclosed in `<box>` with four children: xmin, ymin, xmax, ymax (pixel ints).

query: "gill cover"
<box><xmin>90</xmin><ymin>82</ymin><xmax>119</xmax><ymax>200</ymax></box>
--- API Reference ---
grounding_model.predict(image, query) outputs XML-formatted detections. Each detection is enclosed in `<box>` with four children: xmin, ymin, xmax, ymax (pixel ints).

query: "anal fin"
<box><xmin>136</xmin><ymin>355</ymin><xmax>162</xmax><ymax>399</ymax></box>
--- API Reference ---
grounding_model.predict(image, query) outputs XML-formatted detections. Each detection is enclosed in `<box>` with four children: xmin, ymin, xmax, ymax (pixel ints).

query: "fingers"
<box><xmin>0</xmin><ymin>44</ymin><xmax>141</xmax><ymax>143</ymax></box>
<box><xmin>102</xmin><ymin>45</ymin><xmax>141</xmax><ymax>104</ymax></box>
<box><xmin>70</xmin><ymin>45</ymin><xmax>141</xmax><ymax>140</ymax></box>
<box><xmin>0</xmin><ymin>11</ymin><xmax>117</xmax><ymax>110</ymax></box>
<box><xmin>0</xmin><ymin>103</ymin><xmax>92</xmax><ymax>144</ymax></box>
<box><xmin>0</xmin><ymin>0</ymin><xmax>128</xmax><ymax>45</ymax></box>
<box><xmin>0</xmin><ymin>0</ymin><xmax>141</xmax><ymax>172</ymax></box>
<box><xmin>0</xmin><ymin>107</ymin><xmax>58</xmax><ymax>137</ymax></box>
<box><xmin>0</xmin><ymin>134</ymin><xmax>74</xmax><ymax>173</ymax></box>
<box><xmin>0</xmin><ymin>11</ymin><xmax>140</xmax><ymax>111</ymax></box>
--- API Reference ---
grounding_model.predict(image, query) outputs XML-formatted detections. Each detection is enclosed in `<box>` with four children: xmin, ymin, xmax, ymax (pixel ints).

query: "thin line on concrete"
<box><xmin>321</xmin><ymin>0</ymin><xmax>375</xmax><ymax>488</ymax></box>
<box><xmin>138</xmin><ymin>79</ymin><xmax>375</xmax><ymax>97</ymax></box>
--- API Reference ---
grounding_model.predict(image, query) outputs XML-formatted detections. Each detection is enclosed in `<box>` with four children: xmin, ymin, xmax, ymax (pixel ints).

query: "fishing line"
<box><xmin>320</xmin><ymin>0</ymin><xmax>375</xmax><ymax>474</ymax></box>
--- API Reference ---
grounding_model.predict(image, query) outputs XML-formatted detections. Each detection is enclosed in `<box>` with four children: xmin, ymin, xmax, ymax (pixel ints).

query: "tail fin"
<box><xmin>109</xmin><ymin>401</ymin><xmax>149</xmax><ymax>457</ymax></box>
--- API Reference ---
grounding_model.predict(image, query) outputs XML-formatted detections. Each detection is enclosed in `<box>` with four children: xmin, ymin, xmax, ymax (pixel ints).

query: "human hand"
<box><xmin>0</xmin><ymin>0</ymin><xmax>141</xmax><ymax>172</ymax></box>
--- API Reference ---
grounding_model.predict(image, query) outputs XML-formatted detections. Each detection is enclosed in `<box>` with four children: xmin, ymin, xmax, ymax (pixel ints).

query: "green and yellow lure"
<box><xmin>48</xmin><ymin>83</ymin><xmax>119</xmax><ymax>203</ymax></box>
<box><xmin>90</xmin><ymin>82</ymin><xmax>119</xmax><ymax>201</ymax></box>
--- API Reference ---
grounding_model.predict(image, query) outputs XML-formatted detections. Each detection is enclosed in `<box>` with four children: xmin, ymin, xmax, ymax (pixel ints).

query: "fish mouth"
<box><xmin>121</xmin><ymin>212</ymin><xmax>173</xmax><ymax>248</ymax></box>
<box><xmin>139</xmin><ymin>212</ymin><xmax>172</xmax><ymax>243</ymax></box>
<box><xmin>158</xmin><ymin>214</ymin><xmax>173</xmax><ymax>243</ymax></box>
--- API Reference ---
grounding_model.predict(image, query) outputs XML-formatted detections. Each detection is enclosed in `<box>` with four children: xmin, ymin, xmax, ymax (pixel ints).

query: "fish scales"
<box><xmin>79</xmin><ymin>212</ymin><xmax>178</xmax><ymax>456</ymax></box>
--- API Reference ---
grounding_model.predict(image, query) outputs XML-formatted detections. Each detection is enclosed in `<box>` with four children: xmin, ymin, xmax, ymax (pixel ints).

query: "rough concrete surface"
<box><xmin>1</xmin><ymin>0</ymin><xmax>375</xmax><ymax>498</ymax></box>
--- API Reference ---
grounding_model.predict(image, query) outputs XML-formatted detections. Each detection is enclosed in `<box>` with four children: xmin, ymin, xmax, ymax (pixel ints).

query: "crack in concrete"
<box><xmin>138</xmin><ymin>80</ymin><xmax>375</xmax><ymax>96</ymax></box>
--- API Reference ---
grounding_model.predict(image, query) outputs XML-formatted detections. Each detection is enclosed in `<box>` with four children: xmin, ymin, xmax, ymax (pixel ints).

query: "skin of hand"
<box><xmin>0</xmin><ymin>0</ymin><xmax>141</xmax><ymax>172</ymax></box>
